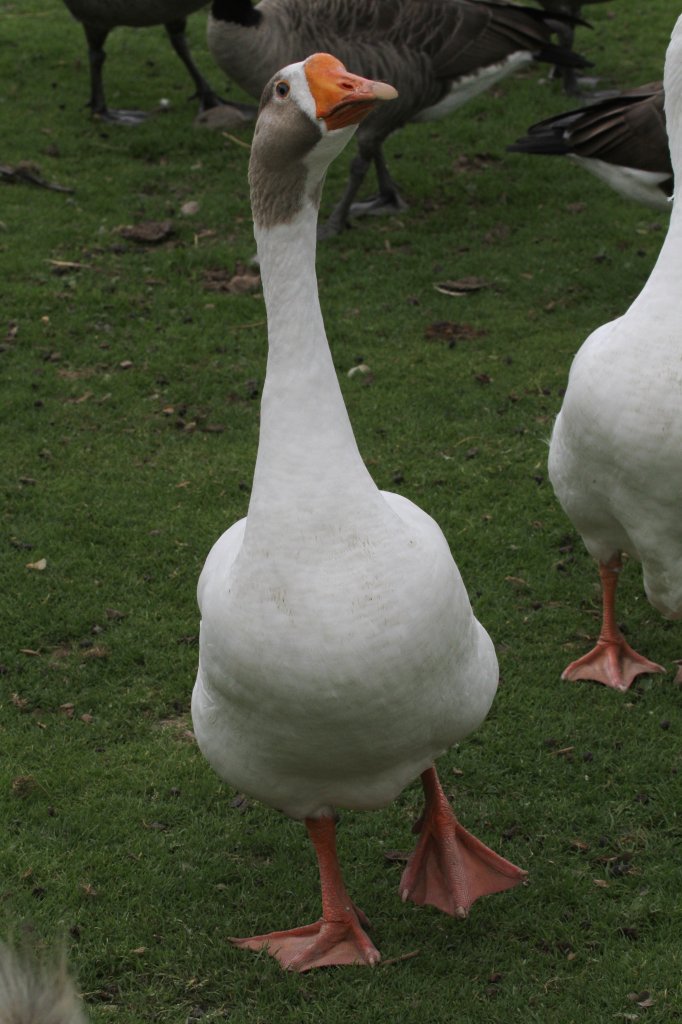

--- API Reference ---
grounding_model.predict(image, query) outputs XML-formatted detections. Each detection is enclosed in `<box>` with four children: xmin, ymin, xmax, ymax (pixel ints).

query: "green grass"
<box><xmin>2</xmin><ymin>1</ymin><xmax>681</xmax><ymax>1021</ymax></box>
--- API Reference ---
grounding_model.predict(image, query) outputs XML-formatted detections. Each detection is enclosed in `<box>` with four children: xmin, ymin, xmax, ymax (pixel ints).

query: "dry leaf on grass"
<box><xmin>12</xmin><ymin>775</ymin><xmax>38</xmax><ymax>797</ymax></box>
<box><xmin>63</xmin><ymin>390</ymin><xmax>93</xmax><ymax>405</ymax></box>
<box><xmin>82</xmin><ymin>645</ymin><xmax>109</xmax><ymax>659</ymax></box>
<box><xmin>0</xmin><ymin>160</ymin><xmax>73</xmax><ymax>192</ymax></box>
<box><xmin>48</xmin><ymin>259</ymin><xmax>88</xmax><ymax>275</ymax></box>
<box><xmin>26</xmin><ymin>558</ymin><xmax>47</xmax><ymax>571</ymax></box>
<box><xmin>202</xmin><ymin>264</ymin><xmax>260</xmax><ymax>294</ymax></box>
<box><xmin>424</xmin><ymin>321</ymin><xmax>487</xmax><ymax>347</ymax></box>
<box><xmin>627</xmin><ymin>992</ymin><xmax>655</xmax><ymax>1008</ymax></box>
<box><xmin>434</xmin><ymin>276</ymin><xmax>490</xmax><ymax>296</ymax></box>
<box><xmin>194</xmin><ymin>104</ymin><xmax>256</xmax><ymax>132</ymax></box>
<box><xmin>452</xmin><ymin>153</ymin><xmax>498</xmax><ymax>173</ymax></box>
<box><xmin>117</xmin><ymin>220</ymin><xmax>174</xmax><ymax>245</ymax></box>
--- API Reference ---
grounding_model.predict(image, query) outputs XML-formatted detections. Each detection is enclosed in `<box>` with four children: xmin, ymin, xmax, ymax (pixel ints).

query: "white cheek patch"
<box><xmin>279</xmin><ymin>61</ymin><xmax>318</xmax><ymax>123</ymax></box>
<box><xmin>276</xmin><ymin>57</ymin><xmax>359</xmax><ymax>181</ymax></box>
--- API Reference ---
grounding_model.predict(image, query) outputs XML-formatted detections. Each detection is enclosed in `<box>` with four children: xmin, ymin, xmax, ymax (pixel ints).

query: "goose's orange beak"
<box><xmin>304</xmin><ymin>52</ymin><xmax>398</xmax><ymax>130</ymax></box>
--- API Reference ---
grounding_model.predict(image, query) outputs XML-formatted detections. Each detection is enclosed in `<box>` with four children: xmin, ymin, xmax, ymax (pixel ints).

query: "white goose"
<box><xmin>548</xmin><ymin>16</ymin><xmax>682</xmax><ymax>692</ymax></box>
<box><xmin>192</xmin><ymin>52</ymin><xmax>525</xmax><ymax>971</ymax></box>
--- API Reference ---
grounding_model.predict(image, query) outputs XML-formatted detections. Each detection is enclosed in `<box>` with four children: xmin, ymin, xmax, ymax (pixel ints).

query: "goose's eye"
<box><xmin>275</xmin><ymin>81</ymin><xmax>290</xmax><ymax>98</ymax></box>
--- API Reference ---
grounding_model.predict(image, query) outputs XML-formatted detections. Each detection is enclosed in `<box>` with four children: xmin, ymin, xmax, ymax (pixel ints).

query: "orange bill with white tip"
<box><xmin>304</xmin><ymin>52</ymin><xmax>398</xmax><ymax>130</ymax></box>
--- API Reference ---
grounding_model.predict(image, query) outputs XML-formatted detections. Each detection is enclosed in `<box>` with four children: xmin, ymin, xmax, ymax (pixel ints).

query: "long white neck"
<box><xmin>245</xmin><ymin>203</ymin><xmax>379</xmax><ymax>537</ymax></box>
<box><xmin>629</xmin><ymin>22</ymin><xmax>682</xmax><ymax>319</ymax></box>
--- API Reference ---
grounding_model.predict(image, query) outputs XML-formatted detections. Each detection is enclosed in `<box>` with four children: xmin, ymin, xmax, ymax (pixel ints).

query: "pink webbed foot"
<box><xmin>563</xmin><ymin>556</ymin><xmax>665</xmax><ymax>691</ymax></box>
<box><xmin>231</xmin><ymin>816</ymin><xmax>380</xmax><ymax>972</ymax></box>
<box><xmin>400</xmin><ymin>768</ymin><xmax>526</xmax><ymax>917</ymax></box>
<box><xmin>231</xmin><ymin>904</ymin><xmax>379</xmax><ymax>971</ymax></box>
<box><xmin>562</xmin><ymin>637</ymin><xmax>665</xmax><ymax>691</ymax></box>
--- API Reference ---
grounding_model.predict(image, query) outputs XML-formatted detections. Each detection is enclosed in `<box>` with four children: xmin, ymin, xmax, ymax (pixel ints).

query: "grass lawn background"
<box><xmin>1</xmin><ymin>1</ymin><xmax>681</xmax><ymax>1020</ymax></box>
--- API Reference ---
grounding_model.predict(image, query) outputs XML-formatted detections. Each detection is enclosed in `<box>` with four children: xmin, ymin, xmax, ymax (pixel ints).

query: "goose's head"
<box><xmin>249</xmin><ymin>53</ymin><xmax>397</xmax><ymax>229</ymax></box>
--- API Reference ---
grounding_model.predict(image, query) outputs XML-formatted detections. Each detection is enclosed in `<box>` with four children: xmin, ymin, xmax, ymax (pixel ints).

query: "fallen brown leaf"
<box><xmin>194</xmin><ymin>104</ymin><xmax>256</xmax><ymax>132</ymax></box>
<box><xmin>0</xmin><ymin>160</ymin><xmax>73</xmax><ymax>192</ymax></box>
<box><xmin>64</xmin><ymin>390</ymin><xmax>93</xmax><ymax>405</ymax></box>
<box><xmin>117</xmin><ymin>220</ymin><xmax>174</xmax><ymax>245</ymax></box>
<box><xmin>434</xmin><ymin>276</ymin><xmax>490</xmax><ymax>296</ymax></box>
<box><xmin>383</xmin><ymin>849</ymin><xmax>409</xmax><ymax>863</ymax></box>
<box><xmin>12</xmin><ymin>775</ymin><xmax>38</xmax><ymax>797</ymax></box>
<box><xmin>424</xmin><ymin>321</ymin><xmax>487</xmax><ymax>347</ymax></box>
<box><xmin>627</xmin><ymin>992</ymin><xmax>654</xmax><ymax>1008</ymax></box>
<box><xmin>202</xmin><ymin>264</ymin><xmax>260</xmax><ymax>294</ymax></box>
<box><xmin>451</xmin><ymin>153</ymin><xmax>497</xmax><ymax>173</ymax></box>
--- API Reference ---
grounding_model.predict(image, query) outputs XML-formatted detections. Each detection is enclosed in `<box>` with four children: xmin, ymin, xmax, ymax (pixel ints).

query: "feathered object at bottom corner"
<box><xmin>0</xmin><ymin>940</ymin><xmax>87</xmax><ymax>1024</ymax></box>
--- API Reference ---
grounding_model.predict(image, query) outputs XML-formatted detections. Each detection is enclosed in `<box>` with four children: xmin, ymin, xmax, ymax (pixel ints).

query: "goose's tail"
<box><xmin>0</xmin><ymin>941</ymin><xmax>87</xmax><ymax>1024</ymax></box>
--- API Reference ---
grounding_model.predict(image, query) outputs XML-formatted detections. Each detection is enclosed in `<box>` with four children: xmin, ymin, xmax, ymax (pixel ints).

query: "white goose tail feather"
<box><xmin>0</xmin><ymin>941</ymin><xmax>87</xmax><ymax>1024</ymax></box>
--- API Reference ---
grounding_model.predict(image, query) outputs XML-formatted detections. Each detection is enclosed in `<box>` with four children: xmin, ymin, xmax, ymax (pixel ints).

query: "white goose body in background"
<box><xmin>192</xmin><ymin>53</ymin><xmax>525</xmax><ymax>971</ymax></box>
<box><xmin>548</xmin><ymin>16</ymin><xmax>682</xmax><ymax>691</ymax></box>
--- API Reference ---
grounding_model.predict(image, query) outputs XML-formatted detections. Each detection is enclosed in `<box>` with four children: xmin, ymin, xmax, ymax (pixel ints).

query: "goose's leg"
<box><xmin>349</xmin><ymin>146</ymin><xmax>408</xmax><ymax>217</ymax></box>
<box><xmin>231</xmin><ymin>816</ymin><xmax>380</xmax><ymax>971</ymax></box>
<box><xmin>400</xmin><ymin>767</ymin><xmax>526</xmax><ymax>917</ymax></box>
<box><xmin>164</xmin><ymin>18</ymin><xmax>230</xmax><ymax>114</ymax></box>
<box><xmin>82</xmin><ymin>24</ymin><xmax>147</xmax><ymax>124</ymax></box>
<box><xmin>561</xmin><ymin>555</ymin><xmax>665</xmax><ymax>690</ymax></box>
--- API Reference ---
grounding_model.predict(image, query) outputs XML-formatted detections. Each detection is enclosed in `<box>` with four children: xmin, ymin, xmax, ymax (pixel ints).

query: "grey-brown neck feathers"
<box><xmin>249</xmin><ymin>81</ymin><xmax>323</xmax><ymax>230</ymax></box>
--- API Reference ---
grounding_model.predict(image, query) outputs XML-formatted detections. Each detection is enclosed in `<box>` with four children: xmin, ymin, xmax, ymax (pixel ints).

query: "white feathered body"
<box><xmin>549</xmin><ymin>98</ymin><xmax>682</xmax><ymax>619</ymax></box>
<box><xmin>193</xmin><ymin>202</ymin><xmax>497</xmax><ymax>821</ymax></box>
